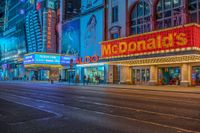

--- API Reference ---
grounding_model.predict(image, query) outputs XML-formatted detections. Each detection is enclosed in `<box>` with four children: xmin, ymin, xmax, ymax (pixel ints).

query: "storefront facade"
<box><xmin>76</xmin><ymin>63</ymin><xmax>106</xmax><ymax>84</ymax></box>
<box><xmin>101</xmin><ymin>24</ymin><xmax>200</xmax><ymax>86</ymax></box>
<box><xmin>75</xmin><ymin>54</ymin><xmax>107</xmax><ymax>84</ymax></box>
<box><xmin>24</xmin><ymin>53</ymin><xmax>76</xmax><ymax>81</ymax></box>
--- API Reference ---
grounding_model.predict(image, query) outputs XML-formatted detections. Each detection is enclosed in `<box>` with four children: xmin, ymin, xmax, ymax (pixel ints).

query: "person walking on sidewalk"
<box><xmin>83</xmin><ymin>75</ymin><xmax>86</xmax><ymax>85</ymax></box>
<box><xmin>87</xmin><ymin>76</ymin><xmax>90</xmax><ymax>85</ymax></box>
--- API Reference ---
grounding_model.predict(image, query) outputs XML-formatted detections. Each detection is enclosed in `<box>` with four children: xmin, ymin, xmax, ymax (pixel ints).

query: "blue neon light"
<box><xmin>24</xmin><ymin>54</ymin><xmax>76</xmax><ymax>66</ymax></box>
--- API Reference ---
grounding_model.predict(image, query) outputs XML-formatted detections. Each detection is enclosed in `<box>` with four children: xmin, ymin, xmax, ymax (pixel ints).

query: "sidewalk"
<box><xmin>1</xmin><ymin>80</ymin><xmax>200</xmax><ymax>94</ymax></box>
<box><xmin>55</xmin><ymin>82</ymin><xmax>200</xmax><ymax>94</ymax></box>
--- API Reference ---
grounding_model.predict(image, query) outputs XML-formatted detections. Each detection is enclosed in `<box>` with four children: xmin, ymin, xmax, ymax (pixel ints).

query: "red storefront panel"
<box><xmin>101</xmin><ymin>25</ymin><xmax>200</xmax><ymax>58</ymax></box>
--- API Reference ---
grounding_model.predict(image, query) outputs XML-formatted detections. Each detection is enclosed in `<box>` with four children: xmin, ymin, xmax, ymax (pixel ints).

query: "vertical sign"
<box><xmin>47</xmin><ymin>10</ymin><xmax>52</xmax><ymax>49</ymax></box>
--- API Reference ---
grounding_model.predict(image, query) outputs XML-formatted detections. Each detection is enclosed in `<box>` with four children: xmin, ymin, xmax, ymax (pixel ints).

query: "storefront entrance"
<box><xmin>158</xmin><ymin>67</ymin><xmax>181</xmax><ymax>85</ymax></box>
<box><xmin>192</xmin><ymin>67</ymin><xmax>200</xmax><ymax>86</ymax></box>
<box><xmin>39</xmin><ymin>70</ymin><xmax>50</xmax><ymax>81</ymax></box>
<box><xmin>84</xmin><ymin>66</ymin><xmax>105</xmax><ymax>84</ymax></box>
<box><xmin>64</xmin><ymin>69</ymin><xmax>75</xmax><ymax>83</ymax></box>
<box><xmin>132</xmin><ymin>67</ymin><xmax>150</xmax><ymax>85</ymax></box>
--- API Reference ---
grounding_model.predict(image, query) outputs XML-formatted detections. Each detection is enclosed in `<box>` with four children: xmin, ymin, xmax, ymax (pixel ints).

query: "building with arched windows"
<box><xmin>101</xmin><ymin>0</ymin><xmax>200</xmax><ymax>86</ymax></box>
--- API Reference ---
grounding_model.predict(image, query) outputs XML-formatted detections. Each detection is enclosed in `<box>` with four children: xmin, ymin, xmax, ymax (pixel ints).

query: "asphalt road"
<box><xmin>0</xmin><ymin>82</ymin><xmax>200</xmax><ymax>133</ymax></box>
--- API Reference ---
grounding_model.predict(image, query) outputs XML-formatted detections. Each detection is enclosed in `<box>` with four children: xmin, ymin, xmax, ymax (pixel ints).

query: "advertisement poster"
<box><xmin>80</xmin><ymin>9</ymin><xmax>104</xmax><ymax>58</ymax></box>
<box><xmin>62</xmin><ymin>19</ymin><xmax>80</xmax><ymax>56</ymax></box>
<box><xmin>0</xmin><ymin>36</ymin><xmax>26</xmax><ymax>61</ymax></box>
<box><xmin>81</xmin><ymin>0</ymin><xmax>103</xmax><ymax>13</ymax></box>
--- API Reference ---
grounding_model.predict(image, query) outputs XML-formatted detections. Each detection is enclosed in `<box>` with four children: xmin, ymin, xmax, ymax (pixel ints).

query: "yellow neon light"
<box><xmin>100</xmin><ymin>23</ymin><xmax>200</xmax><ymax>44</ymax></box>
<box><xmin>99</xmin><ymin>47</ymin><xmax>196</xmax><ymax>59</ymax></box>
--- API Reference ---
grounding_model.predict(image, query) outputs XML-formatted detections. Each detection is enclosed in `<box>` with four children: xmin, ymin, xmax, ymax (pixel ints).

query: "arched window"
<box><xmin>156</xmin><ymin>0</ymin><xmax>183</xmax><ymax>29</ymax></box>
<box><xmin>130</xmin><ymin>1</ymin><xmax>151</xmax><ymax>35</ymax></box>
<box><xmin>188</xmin><ymin>0</ymin><xmax>200</xmax><ymax>23</ymax></box>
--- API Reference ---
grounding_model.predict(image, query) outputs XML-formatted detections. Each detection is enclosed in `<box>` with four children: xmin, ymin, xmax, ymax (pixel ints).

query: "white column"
<box><xmin>181</xmin><ymin>64</ymin><xmax>189</xmax><ymax>86</ymax></box>
<box><xmin>120</xmin><ymin>66</ymin><xmax>131</xmax><ymax>84</ymax></box>
<box><xmin>149</xmin><ymin>65</ymin><xmax>158</xmax><ymax>85</ymax></box>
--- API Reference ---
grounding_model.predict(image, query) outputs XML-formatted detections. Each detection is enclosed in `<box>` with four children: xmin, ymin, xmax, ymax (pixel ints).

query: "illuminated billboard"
<box><xmin>23</xmin><ymin>54</ymin><xmax>35</xmax><ymax>64</ymax></box>
<box><xmin>101</xmin><ymin>25</ymin><xmax>200</xmax><ymax>58</ymax></box>
<box><xmin>60</xmin><ymin>56</ymin><xmax>76</xmax><ymax>65</ymax></box>
<box><xmin>0</xmin><ymin>36</ymin><xmax>26</xmax><ymax>61</ymax></box>
<box><xmin>62</xmin><ymin>19</ymin><xmax>80</xmax><ymax>56</ymax></box>
<box><xmin>34</xmin><ymin>54</ymin><xmax>60</xmax><ymax>65</ymax></box>
<box><xmin>23</xmin><ymin>53</ymin><xmax>76</xmax><ymax>66</ymax></box>
<box><xmin>80</xmin><ymin>9</ymin><xmax>104</xmax><ymax>58</ymax></box>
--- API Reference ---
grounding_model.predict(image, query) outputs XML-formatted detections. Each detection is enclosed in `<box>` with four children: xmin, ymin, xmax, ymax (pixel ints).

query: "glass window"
<box><xmin>173</xmin><ymin>0</ymin><xmax>181</xmax><ymax>7</ymax></box>
<box><xmin>190</xmin><ymin>12</ymin><xmax>198</xmax><ymax>22</ymax></box>
<box><xmin>164</xmin><ymin>10</ymin><xmax>171</xmax><ymax>17</ymax></box>
<box><xmin>164</xmin><ymin>19</ymin><xmax>172</xmax><ymax>28</ymax></box>
<box><xmin>112</xmin><ymin>6</ymin><xmax>118</xmax><ymax>23</ymax></box>
<box><xmin>130</xmin><ymin>1</ymin><xmax>151</xmax><ymax>35</ymax></box>
<box><xmin>111</xmin><ymin>33</ymin><xmax>119</xmax><ymax>39</ymax></box>
<box><xmin>164</xmin><ymin>0</ymin><xmax>172</xmax><ymax>10</ymax></box>
<box><xmin>189</xmin><ymin>3</ymin><xmax>197</xmax><ymax>11</ymax></box>
<box><xmin>137</xmin><ymin>3</ymin><xmax>144</xmax><ymax>17</ymax></box>
<box><xmin>131</xmin><ymin>27</ymin><xmax>137</xmax><ymax>34</ymax></box>
<box><xmin>144</xmin><ymin>2</ymin><xmax>150</xmax><ymax>16</ymax></box>
<box><xmin>132</xmin><ymin>8</ymin><xmax>137</xmax><ymax>19</ymax></box>
<box><xmin>188</xmin><ymin>0</ymin><xmax>200</xmax><ymax>23</ymax></box>
<box><xmin>156</xmin><ymin>0</ymin><xmax>183</xmax><ymax>29</ymax></box>
<box><xmin>157</xmin><ymin>0</ymin><xmax>163</xmax><ymax>12</ymax></box>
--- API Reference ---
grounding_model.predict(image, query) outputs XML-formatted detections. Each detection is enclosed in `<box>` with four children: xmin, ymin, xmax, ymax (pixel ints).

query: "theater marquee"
<box><xmin>101</xmin><ymin>24</ymin><xmax>200</xmax><ymax>58</ymax></box>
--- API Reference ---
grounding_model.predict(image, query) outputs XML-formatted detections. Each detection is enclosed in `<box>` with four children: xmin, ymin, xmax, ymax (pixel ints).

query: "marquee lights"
<box><xmin>23</xmin><ymin>53</ymin><xmax>76</xmax><ymax>66</ymax></box>
<box><xmin>101</xmin><ymin>24</ymin><xmax>200</xmax><ymax>58</ymax></box>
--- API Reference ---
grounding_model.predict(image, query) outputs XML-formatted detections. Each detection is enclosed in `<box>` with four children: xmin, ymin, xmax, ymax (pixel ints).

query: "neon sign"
<box><xmin>24</xmin><ymin>54</ymin><xmax>76</xmax><ymax>66</ymax></box>
<box><xmin>101</xmin><ymin>25</ymin><xmax>200</xmax><ymax>58</ymax></box>
<box><xmin>34</xmin><ymin>54</ymin><xmax>60</xmax><ymax>65</ymax></box>
<box><xmin>47</xmin><ymin>10</ymin><xmax>52</xmax><ymax>49</ymax></box>
<box><xmin>76</xmin><ymin>55</ymin><xmax>99</xmax><ymax>64</ymax></box>
<box><xmin>60</xmin><ymin>56</ymin><xmax>76</xmax><ymax>65</ymax></box>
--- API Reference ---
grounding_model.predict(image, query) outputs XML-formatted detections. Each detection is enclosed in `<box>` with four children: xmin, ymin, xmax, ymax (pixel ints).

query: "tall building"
<box><xmin>62</xmin><ymin>0</ymin><xmax>81</xmax><ymax>21</ymax></box>
<box><xmin>0</xmin><ymin>0</ymin><xmax>61</xmax><ymax>81</ymax></box>
<box><xmin>0</xmin><ymin>0</ymin><xmax>29</xmax><ymax>80</ymax></box>
<box><xmin>0</xmin><ymin>0</ymin><xmax>5</xmax><ymax>34</ymax></box>
<box><xmin>25</xmin><ymin>0</ymin><xmax>59</xmax><ymax>53</ymax></box>
<box><xmin>24</xmin><ymin>0</ymin><xmax>61</xmax><ymax>81</ymax></box>
<box><xmin>74</xmin><ymin>0</ymin><xmax>105</xmax><ymax>83</ymax></box>
<box><xmin>100</xmin><ymin>0</ymin><xmax>200</xmax><ymax>86</ymax></box>
<box><xmin>59</xmin><ymin>0</ymin><xmax>81</xmax><ymax>82</ymax></box>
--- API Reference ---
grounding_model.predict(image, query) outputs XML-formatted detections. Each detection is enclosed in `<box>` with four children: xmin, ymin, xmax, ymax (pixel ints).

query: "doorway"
<box><xmin>132</xmin><ymin>67</ymin><xmax>150</xmax><ymax>85</ymax></box>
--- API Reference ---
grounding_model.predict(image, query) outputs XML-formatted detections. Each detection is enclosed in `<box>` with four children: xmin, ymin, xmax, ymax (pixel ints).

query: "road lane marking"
<box><xmin>77</xmin><ymin>99</ymin><xmax>200</xmax><ymax>122</ymax></box>
<box><xmin>1</xmin><ymin>89</ymin><xmax>200</xmax><ymax>122</ymax></box>
<box><xmin>0</xmin><ymin>93</ymin><xmax>199</xmax><ymax>133</ymax></box>
<box><xmin>1</xmin><ymin>85</ymin><xmax>200</xmax><ymax>106</ymax></box>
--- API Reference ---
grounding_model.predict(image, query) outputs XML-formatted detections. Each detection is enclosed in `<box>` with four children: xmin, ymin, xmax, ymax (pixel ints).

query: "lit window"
<box><xmin>156</xmin><ymin>0</ymin><xmax>182</xmax><ymax>29</ymax></box>
<box><xmin>130</xmin><ymin>1</ymin><xmax>151</xmax><ymax>35</ymax></box>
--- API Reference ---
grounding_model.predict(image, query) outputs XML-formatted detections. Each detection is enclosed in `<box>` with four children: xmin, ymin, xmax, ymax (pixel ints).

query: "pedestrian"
<box><xmin>83</xmin><ymin>75</ymin><xmax>86</xmax><ymax>85</ymax></box>
<box><xmin>71</xmin><ymin>75</ymin><xmax>74</xmax><ymax>83</ymax></box>
<box><xmin>87</xmin><ymin>76</ymin><xmax>90</xmax><ymax>85</ymax></box>
<box><xmin>75</xmin><ymin>74</ymin><xmax>79</xmax><ymax>83</ymax></box>
<box><xmin>59</xmin><ymin>75</ymin><xmax>61</xmax><ymax>82</ymax></box>
<box><xmin>50</xmin><ymin>77</ymin><xmax>54</xmax><ymax>84</ymax></box>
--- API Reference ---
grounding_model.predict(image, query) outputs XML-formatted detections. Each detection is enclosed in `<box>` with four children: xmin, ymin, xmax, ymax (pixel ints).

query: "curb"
<box><xmin>1</xmin><ymin>81</ymin><xmax>200</xmax><ymax>94</ymax></box>
<box><xmin>55</xmin><ymin>83</ymin><xmax>200</xmax><ymax>94</ymax></box>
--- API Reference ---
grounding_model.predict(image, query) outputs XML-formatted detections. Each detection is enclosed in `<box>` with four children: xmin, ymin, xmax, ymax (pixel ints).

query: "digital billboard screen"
<box><xmin>24</xmin><ymin>54</ymin><xmax>76</xmax><ymax>66</ymax></box>
<box><xmin>62</xmin><ymin>19</ymin><xmax>80</xmax><ymax>56</ymax></box>
<box><xmin>80</xmin><ymin>9</ymin><xmax>104</xmax><ymax>58</ymax></box>
<box><xmin>34</xmin><ymin>54</ymin><xmax>61</xmax><ymax>65</ymax></box>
